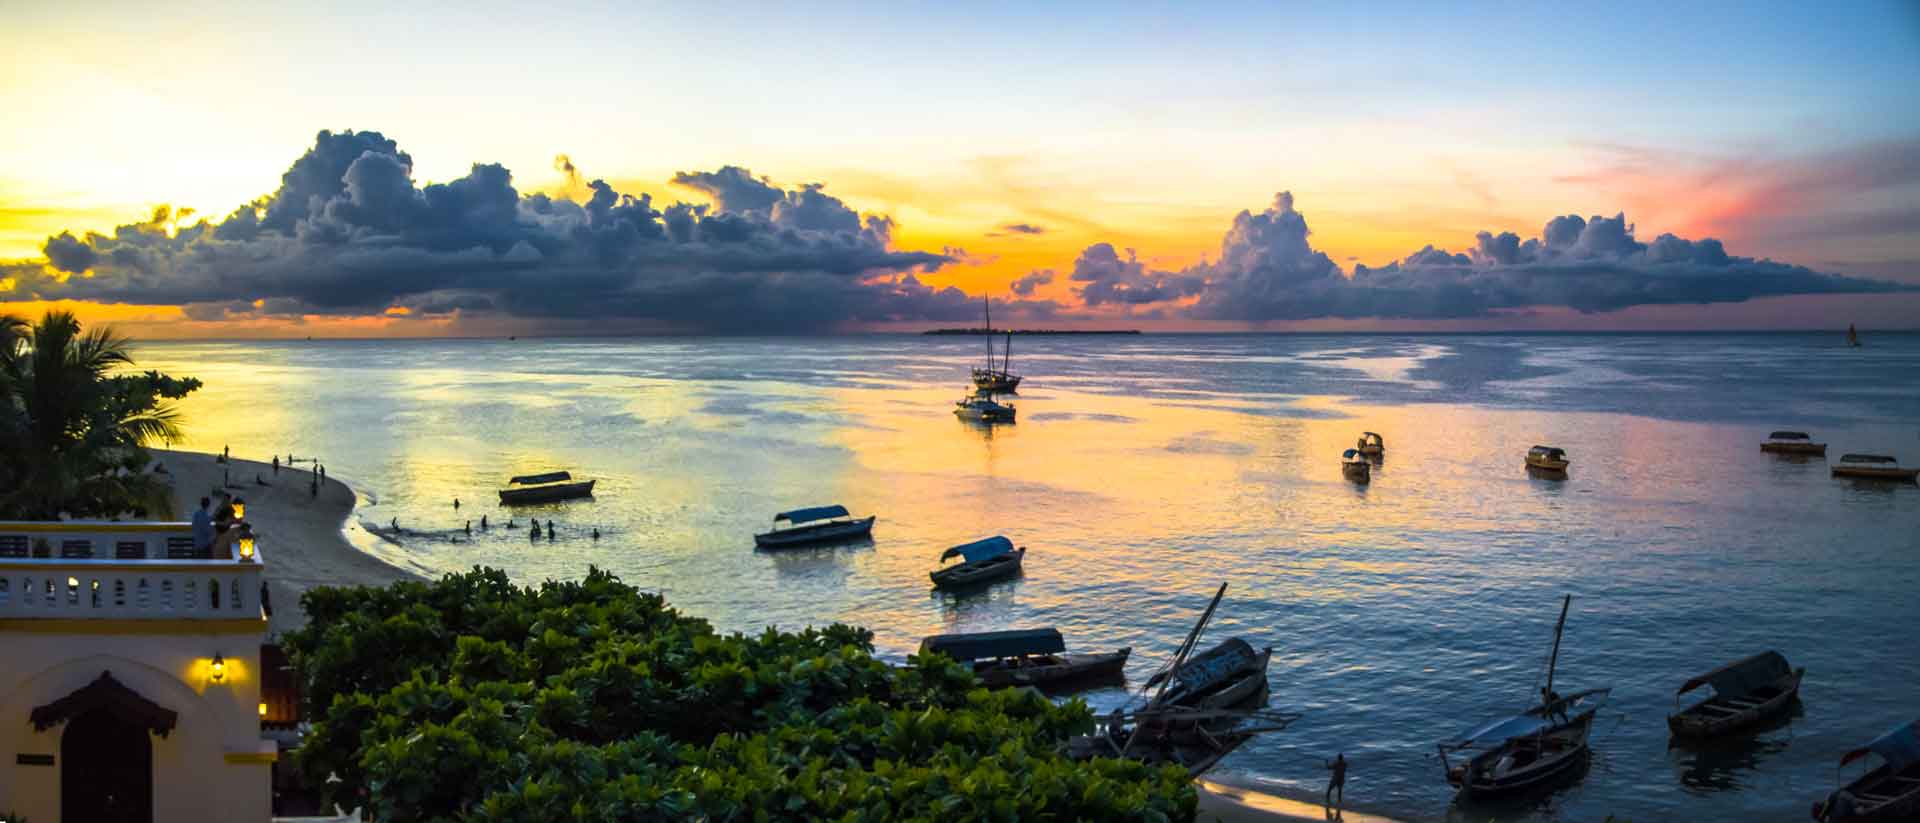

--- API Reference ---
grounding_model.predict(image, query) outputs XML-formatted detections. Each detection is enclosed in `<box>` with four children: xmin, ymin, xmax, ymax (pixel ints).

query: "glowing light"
<box><xmin>210</xmin><ymin>653</ymin><xmax>226</xmax><ymax>683</ymax></box>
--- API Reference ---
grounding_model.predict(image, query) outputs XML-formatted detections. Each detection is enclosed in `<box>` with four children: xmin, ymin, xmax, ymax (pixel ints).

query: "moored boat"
<box><xmin>1815</xmin><ymin>720</ymin><xmax>1920</xmax><ymax>822</ymax></box>
<box><xmin>753</xmin><ymin>504</ymin><xmax>876</xmax><ymax>548</ymax></box>
<box><xmin>1526</xmin><ymin>445</ymin><xmax>1570</xmax><ymax>472</ymax></box>
<box><xmin>497</xmin><ymin>471</ymin><xmax>596</xmax><ymax>505</ymax></box>
<box><xmin>918</xmin><ymin>628</ymin><xmax>1129</xmax><ymax>691</ymax></box>
<box><xmin>930</xmin><ymin>535</ymin><xmax>1025</xmax><ymax>589</ymax></box>
<box><xmin>1438</xmin><ymin>595</ymin><xmax>1610</xmax><ymax>801</ymax></box>
<box><xmin>1762</xmin><ymin>431</ymin><xmax>1828</xmax><ymax>455</ymax></box>
<box><xmin>1831</xmin><ymin>454</ymin><xmax>1919</xmax><ymax>481</ymax></box>
<box><xmin>1667</xmin><ymin>650</ymin><xmax>1805</xmax><ymax>740</ymax></box>
<box><xmin>1342</xmin><ymin>449</ymin><xmax>1371</xmax><ymax>483</ymax></box>
<box><xmin>1357</xmin><ymin>431</ymin><xmax>1385</xmax><ymax>456</ymax></box>
<box><xmin>970</xmin><ymin>298</ymin><xmax>1022</xmax><ymax>393</ymax></box>
<box><xmin>954</xmin><ymin>391</ymin><xmax>1016</xmax><ymax>422</ymax></box>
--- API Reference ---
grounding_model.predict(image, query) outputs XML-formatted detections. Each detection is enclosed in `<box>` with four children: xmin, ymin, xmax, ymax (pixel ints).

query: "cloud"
<box><xmin>10</xmin><ymin>130</ymin><xmax>993</xmax><ymax>332</ymax></box>
<box><xmin>992</xmin><ymin>222</ymin><xmax>1046</xmax><ymax>236</ymax></box>
<box><xmin>1009</xmin><ymin>268</ymin><xmax>1054</xmax><ymax>296</ymax></box>
<box><xmin>1081</xmin><ymin>190</ymin><xmax>1909</xmax><ymax>322</ymax></box>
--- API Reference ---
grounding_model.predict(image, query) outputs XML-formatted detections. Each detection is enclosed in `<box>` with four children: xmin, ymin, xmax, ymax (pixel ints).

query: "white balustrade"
<box><xmin>0</xmin><ymin>522</ymin><xmax>266</xmax><ymax>621</ymax></box>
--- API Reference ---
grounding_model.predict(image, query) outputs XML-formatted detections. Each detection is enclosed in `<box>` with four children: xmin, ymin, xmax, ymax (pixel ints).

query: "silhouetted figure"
<box><xmin>191</xmin><ymin>497</ymin><xmax>214</xmax><ymax>553</ymax></box>
<box><xmin>454</xmin><ymin>498</ymin><xmax>460</xmax><ymax>510</ymax></box>
<box><xmin>529</xmin><ymin>523</ymin><xmax>540</xmax><ymax>542</ymax></box>
<box><xmin>319</xmin><ymin>465</ymin><xmax>326</xmax><ymax>483</ymax></box>
<box><xmin>546</xmin><ymin>519</ymin><xmax>555</xmax><ymax>540</ymax></box>
<box><xmin>1325</xmin><ymin>753</ymin><xmax>1346</xmax><ymax>807</ymax></box>
<box><xmin>464</xmin><ymin>520</ymin><xmax>472</xmax><ymax>536</ymax></box>
<box><xmin>1542</xmin><ymin>688</ymin><xmax>1568</xmax><ymax>724</ymax></box>
<box><xmin>390</xmin><ymin>517</ymin><xmax>398</xmax><ymax>532</ymax></box>
<box><xmin>272</xmin><ymin>455</ymin><xmax>280</xmax><ymax>474</ymax></box>
<box><xmin>480</xmin><ymin>515</ymin><xmax>489</xmax><ymax>530</ymax></box>
<box><xmin>591</xmin><ymin>528</ymin><xmax>600</xmax><ymax>540</ymax></box>
<box><xmin>222</xmin><ymin>444</ymin><xmax>230</xmax><ymax>463</ymax></box>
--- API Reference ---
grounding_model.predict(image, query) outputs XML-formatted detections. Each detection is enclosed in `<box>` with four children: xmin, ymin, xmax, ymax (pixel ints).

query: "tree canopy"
<box><xmin>0</xmin><ymin>310</ymin><xmax>201</xmax><ymax>519</ymax></box>
<box><xmin>285</xmin><ymin>567</ymin><xmax>1197</xmax><ymax>822</ymax></box>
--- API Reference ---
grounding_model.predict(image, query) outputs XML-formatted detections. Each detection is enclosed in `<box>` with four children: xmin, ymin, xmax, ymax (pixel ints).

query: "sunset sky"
<box><xmin>3</xmin><ymin>1</ymin><xmax>1917</xmax><ymax>335</ymax></box>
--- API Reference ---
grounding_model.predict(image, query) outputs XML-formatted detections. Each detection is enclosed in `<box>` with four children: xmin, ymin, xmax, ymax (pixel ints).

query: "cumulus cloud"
<box><xmin>1070</xmin><ymin>244</ymin><xmax>1206</xmax><ymax>306</ymax></box>
<box><xmin>993</xmin><ymin>222</ymin><xmax>1046</xmax><ymax>236</ymax></box>
<box><xmin>1009</xmin><ymin>268</ymin><xmax>1054</xmax><ymax>296</ymax></box>
<box><xmin>10</xmin><ymin>130</ymin><xmax>992</xmax><ymax>332</ymax></box>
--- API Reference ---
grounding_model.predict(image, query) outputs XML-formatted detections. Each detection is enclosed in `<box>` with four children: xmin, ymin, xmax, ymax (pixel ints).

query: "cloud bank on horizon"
<box><xmin>6</xmin><ymin>129</ymin><xmax>1906</xmax><ymax>332</ymax></box>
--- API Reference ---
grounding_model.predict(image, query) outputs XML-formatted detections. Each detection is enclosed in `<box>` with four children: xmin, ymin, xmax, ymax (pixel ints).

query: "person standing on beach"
<box><xmin>191</xmin><ymin>497</ymin><xmax>214</xmax><ymax>553</ymax></box>
<box><xmin>464</xmin><ymin>520</ymin><xmax>472</xmax><ymax>536</ymax></box>
<box><xmin>1324</xmin><ymin>752</ymin><xmax>1346</xmax><ymax>807</ymax></box>
<box><xmin>272</xmin><ymin>455</ymin><xmax>280</xmax><ymax>474</ymax></box>
<box><xmin>546</xmin><ymin>519</ymin><xmax>555</xmax><ymax>540</ymax></box>
<box><xmin>454</xmin><ymin>498</ymin><xmax>461</xmax><ymax>510</ymax></box>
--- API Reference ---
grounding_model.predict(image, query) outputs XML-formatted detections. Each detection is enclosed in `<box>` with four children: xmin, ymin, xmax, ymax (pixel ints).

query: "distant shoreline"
<box><xmin>922</xmin><ymin>328</ymin><xmax>1142</xmax><ymax>336</ymax></box>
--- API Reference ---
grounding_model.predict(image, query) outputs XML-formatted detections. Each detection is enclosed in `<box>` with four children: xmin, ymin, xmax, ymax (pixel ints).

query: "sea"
<box><xmin>136</xmin><ymin>332</ymin><xmax>1920</xmax><ymax>822</ymax></box>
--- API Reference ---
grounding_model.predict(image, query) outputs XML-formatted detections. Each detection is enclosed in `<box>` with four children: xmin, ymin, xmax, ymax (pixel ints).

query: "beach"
<box><xmin>153</xmin><ymin>448</ymin><xmax>419</xmax><ymax>634</ymax></box>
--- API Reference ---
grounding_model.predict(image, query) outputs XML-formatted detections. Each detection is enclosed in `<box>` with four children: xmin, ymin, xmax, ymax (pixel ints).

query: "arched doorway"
<box><xmin>62</xmin><ymin>707</ymin><xmax>154</xmax><ymax>823</ymax></box>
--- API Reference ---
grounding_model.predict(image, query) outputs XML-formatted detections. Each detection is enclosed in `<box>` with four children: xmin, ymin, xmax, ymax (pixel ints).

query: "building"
<box><xmin>0</xmin><ymin>520</ymin><xmax>277</xmax><ymax>822</ymax></box>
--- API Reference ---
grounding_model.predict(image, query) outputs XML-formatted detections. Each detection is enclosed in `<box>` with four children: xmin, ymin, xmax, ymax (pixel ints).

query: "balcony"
<box><xmin>0</xmin><ymin>521</ymin><xmax>265</xmax><ymax>621</ymax></box>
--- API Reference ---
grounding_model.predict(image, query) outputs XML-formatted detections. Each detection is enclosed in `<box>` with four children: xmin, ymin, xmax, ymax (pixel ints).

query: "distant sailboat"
<box><xmin>1847</xmin><ymin>324</ymin><xmax>1862</xmax><ymax>348</ymax></box>
<box><xmin>971</xmin><ymin>298</ymin><xmax>1022</xmax><ymax>393</ymax></box>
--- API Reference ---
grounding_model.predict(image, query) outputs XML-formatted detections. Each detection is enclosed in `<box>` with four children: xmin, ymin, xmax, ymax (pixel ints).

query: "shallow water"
<box><xmin>138</xmin><ymin>333</ymin><xmax>1920</xmax><ymax>822</ymax></box>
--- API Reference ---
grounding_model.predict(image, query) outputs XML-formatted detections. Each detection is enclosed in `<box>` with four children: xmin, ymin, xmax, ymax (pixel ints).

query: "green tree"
<box><xmin>287</xmin><ymin>567</ymin><xmax>1197</xmax><ymax>822</ymax></box>
<box><xmin>0</xmin><ymin>309</ymin><xmax>201</xmax><ymax>519</ymax></box>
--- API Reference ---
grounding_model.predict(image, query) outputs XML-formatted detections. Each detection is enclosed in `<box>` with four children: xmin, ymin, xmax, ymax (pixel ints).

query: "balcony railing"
<box><xmin>0</xmin><ymin>521</ymin><xmax>265</xmax><ymax>620</ymax></box>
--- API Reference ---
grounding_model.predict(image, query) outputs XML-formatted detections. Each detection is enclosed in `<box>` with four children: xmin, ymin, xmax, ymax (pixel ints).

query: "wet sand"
<box><xmin>153</xmin><ymin>449</ymin><xmax>420</xmax><ymax>634</ymax></box>
<box><xmin>1197</xmin><ymin>780</ymin><xmax>1405</xmax><ymax>823</ymax></box>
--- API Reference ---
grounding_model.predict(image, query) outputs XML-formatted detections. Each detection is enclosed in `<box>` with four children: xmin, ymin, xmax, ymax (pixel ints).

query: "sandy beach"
<box><xmin>1196</xmin><ymin>780</ymin><xmax>1406</xmax><ymax>823</ymax></box>
<box><xmin>152</xmin><ymin>448</ymin><xmax>420</xmax><ymax>634</ymax></box>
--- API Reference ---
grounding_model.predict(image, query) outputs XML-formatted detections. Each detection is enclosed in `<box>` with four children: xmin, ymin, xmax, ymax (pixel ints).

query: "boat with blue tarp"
<box><xmin>918</xmin><ymin>628</ymin><xmax>1129</xmax><ymax>691</ymax></box>
<box><xmin>1816</xmin><ymin>719</ymin><xmax>1920</xmax><ymax>822</ymax></box>
<box><xmin>753</xmin><ymin>504</ymin><xmax>876</xmax><ymax>548</ymax></box>
<box><xmin>1342</xmin><ymin>448</ymin><xmax>1371</xmax><ymax>483</ymax></box>
<box><xmin>930</xmin><ymin>535</ymin><xmax>1025</xmax><ymax>589</ymax></box>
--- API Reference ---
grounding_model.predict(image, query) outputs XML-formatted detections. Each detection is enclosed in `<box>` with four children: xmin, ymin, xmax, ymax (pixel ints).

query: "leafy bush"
<box><xmin>286</xmin><ymin>567</ymin><xmax>1195</xmax><ymax>821</ymax></box>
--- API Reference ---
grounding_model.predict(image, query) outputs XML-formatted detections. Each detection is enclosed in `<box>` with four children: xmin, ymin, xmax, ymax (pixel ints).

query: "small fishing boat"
<box><xmin>1762</xmin><ymin>431</ymin><xmax>1828</xmax><ymax>455</ymax></box>
<box><xmin>753</xmin><ymin>504</ymin><xmax>876</xmax><ymax>548</ymax></box>
<box><xmin>1438</xmin><ymin>595</ymin><xmax>1610</xmax><ymax>801</ymax></box>
<box><xmin>1342</xmin><ymin>448</ymin><xmax>1371</xmax><ymax>483</ymax></box>
<box><xmin>1815</xmin><ymin>720</ymin><xmax>1920</xmax><ymax>822</ymax></box>
<box><xmin>1526</xmin><ymin>445</ymin><xmax>1570</xmax><ymax>472</ymax></box>
<box><xmin>971</xmin><ymin>298</ymin><xmax>1022</xmax><ymax>393</ymax></box>
<box><xmin>930</xmin><ymin>535</ymin><xmax>1025</xmax><ymax>589</ymax></box>
<box><xmin>1831</xmin><ymin>454</ymin><xmax>1920</xmax><ymax>481</ymax></box>
<box><xmin>497</xmin><ymin>471</ymin><xmax>596</xmax><ymax>505</ymax></box>
<box><xmin>919</xmin><ymin>628</ymin><xmax>1129</xmax><ymax>691</ymax></box>
<box><xmin>954</xmin><ymin>391</ymin><xmax>1016</xmax><ymax>422</ymax></box>
<box><xmin>1146</xmin><ymin>637</ymin><xmax>1273</xmax><ymax>715</ymax></box>
<box><xmin>1668</xmin><ymin>651</ymin><xmax>1805</xmax><ymax>740</ymax></box>
<box><xmin>1357</xmin><ymin>431</ymin><xmax>1385</xmax><ymax>456</ymax></box>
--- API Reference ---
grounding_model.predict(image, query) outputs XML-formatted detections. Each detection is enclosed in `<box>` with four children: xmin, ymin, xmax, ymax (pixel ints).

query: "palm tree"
<box><xmin>0</xmin><ymin>310</ymin><xmax>200</xmax><ymax>519</ymax></box>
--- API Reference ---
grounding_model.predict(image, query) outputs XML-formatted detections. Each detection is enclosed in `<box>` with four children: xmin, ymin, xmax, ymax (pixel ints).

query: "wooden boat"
<box><xmin>1342</xmin><ymin>448</ymin><xmax>1371</xmax><ymax>483</ymax></box>
<box><xmin>954</xmin><ymin>391</ymin><xmax>1016</xmax><ymax>422</ymax></box>
<box><xmin>497</xmin><ymin>471</ymin><xmax>596</xmax><ymax>505</ymax></box>
<box><xmin>919</xmin><ymin>628</ymin><xmax>1129</xmax><ymax>691</ymax></box>
<box><xmin>753</xmin><ymin>504</ymin><xmax>875</xmax><ymax>548</ymax></box>
<box><xmin>930</xmin><ymin>536</ymin><xmax>1025</xmax><ymax>589</ymax></box>
<box><xmin>1831</xmin><ymin>454</ymin><xmax>1920</xmax><ymax>481</ymax></box>
<box><xmin>1438</xmin><ymin>595</ymin><xmax>1611</xmax><ymax>801</ymax></box>
<box><xmin>1357</xmin><ymin>431</ymin><xmax>1385</xmax><ymax>456</ymax></box>
<box><xmin>1526</xmin><ymin>445</ymin><xmax>1570</xmax><ymax>472</ymax></box>
<box><xmin>1762</xmin><ymin>431</ymin><xmax>1828</xmax><ymax>455</ymax></box>
<box><xmin>970</xmin><ymin>298</ymin><xmax>1022</xmax><ymax>393</ymax></box>
<box><xmin>1668</xmin><ymin>651</ymin><xmax>1805</xmax><ymax>740</ymax></box>
<box><xmin>1815</xmin><ymin>720</ymin><xmax>1920</xmax><ymax>822</ymax></box>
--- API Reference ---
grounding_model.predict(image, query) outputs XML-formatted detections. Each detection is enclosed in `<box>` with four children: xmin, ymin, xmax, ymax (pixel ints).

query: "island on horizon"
<box><xmin>923</xmin><ymin>327</ymin><xmax>1143</xmax><ymax>335</ymax></box>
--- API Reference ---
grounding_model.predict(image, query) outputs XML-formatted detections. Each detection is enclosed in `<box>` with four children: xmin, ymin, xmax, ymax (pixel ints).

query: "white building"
<box><xmin>0</xmin><ymin>520</ymin><xmax>278</xmax><ymax>822</ymax></box>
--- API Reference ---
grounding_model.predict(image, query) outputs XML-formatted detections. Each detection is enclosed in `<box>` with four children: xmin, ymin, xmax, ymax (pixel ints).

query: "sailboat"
<box><xmin>971</xmin><ymin>298</ymin><xmax>1022</xmax><ymax>393</ymax></box>
<box><xmin>1847</xmin><ymin>324</ymin><xmax>1862</xmax><ymax>348</ymax></box>
<box><xmin>1437</xmin><ymin>595</ymin><xmax>1610</xmax><ymax>801</ymax></box>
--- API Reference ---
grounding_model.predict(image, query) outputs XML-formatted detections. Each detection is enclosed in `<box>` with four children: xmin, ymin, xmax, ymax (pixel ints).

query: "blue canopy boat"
<box><xmin>1818</xmin><ymin>720</ymin><xmax>1920</xmax><ymax>822</ymax></box>
<box><xmin>753</xmin><ymin>504</ymin><xmax>876</xmax><ymax>548</ymax></box>
<box><xmin>1668</xmin><ymin>650</ymin><xmax>1804</xmax><ymax>740</ymax></box>
<box><xmin>1341</xmin><ymin>448</ymin><xmax>1371</xmax><ymax>483</ymax></box>
<box><xmin>930</xmin><ymin>535</ymin><xmax>1025</xmax><ymax>589</ymax></box>
<box><xmin>919</xmin><ymin>628</ymin><xmax>1129</xmax><ymax>691</ymax></box>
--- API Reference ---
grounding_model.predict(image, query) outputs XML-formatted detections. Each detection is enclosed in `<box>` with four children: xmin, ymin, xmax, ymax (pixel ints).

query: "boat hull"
<box><xmin>1343</xmin><ymin>462</ymin><xmax>1371</xmax><ymax>483</ymax></box>
<box><xmin>498</xmin><ymin>479</ymin><xmax>596</xmax><ymax>505</ymax></box>
<box><xmin>1821</xmin><ymin>761</ymin><xmax>1920</xmax><ymax>822</ymax></box>
<box><xmin>1450</xmin><ymin>712</ymin><xmax>1595</xmax><ymax>802</ymax></box>
<box><xmin>1762</xmin><ymin>442</ymin><xmax>1827</xmax><ymax>455</ymax></box>
<box><xmin>972</xmin><ymin>371</ymin><xmax>1021</xmax><ymax>393</ymax></box>
<box><xmin>754</xmin><ymin>516</ymin><xmax>875</xmax><ymax>548</ymax></box>
<box><xmin>931</xmin><ymin>547</ymin><xmax>1025</xmax><ymax>589</ymax></box>
<box><xmin>1667</xmin><ymin>668</ymin><xmax>1804</xmax><ymax>740</ymax></box>
<box><xmin>1525</xmin><ymin>457</ymin><xmax>1570</xmax><ymax>471</ymax></box>
<box><xmin>1832</xmin><ymin>466</ymin><xmax>1920</xmax><ymax>481</ymax></box>
<box><xmin>975</xmin><ymin>648</ymin><xmax>1130</xmax><ymax>690</ymax></box>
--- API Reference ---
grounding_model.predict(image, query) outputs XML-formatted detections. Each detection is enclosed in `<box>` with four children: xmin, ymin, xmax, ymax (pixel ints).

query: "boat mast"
<box><xmin>1004</xmin><ymin>331</ymin><xmax>1013</xmax><ymax>375</ymax></box>
<box><xmin>984</xmin><ymin>297</ymin><xmax>994</xmax><ymax>372</ymax></box>
<box><xmin>1544</xmin><ymin>594</ymin><xmax>1571</xmax><ymax>702</ymax></box>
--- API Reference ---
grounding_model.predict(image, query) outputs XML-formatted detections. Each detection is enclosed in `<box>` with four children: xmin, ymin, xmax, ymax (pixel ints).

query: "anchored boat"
<box><xmin>930</xmin><ymin>535</ymin><xmax>1025</xmax><ymax>589</ymax></box>
<box><xmin>497</xmin><ymin>471</ymin><xmax>596</xmax><ymax>505</ymax></box>
<box><xmin>1342</xmin><ymin>448</ymin><xmax>1371</xmax><ymax>483</ymax></box>
<box><xmin>954</xmin><ymin>390</ymin><xmax>1016</xmax><ymax>422</ymax></box>
<box><xmin>753</xmin><ymin>504</ymin><xmax>875</xmax><ymax>548</ymax></box>
<box><xmin>971</xmin><ymin>298</ymin><xmax>1022</xmax><ymax>393</ymax></box>
<box><xmin>1815</xmin><ymin>720</ymin><xmax>1920</xmax><ymax>822</ymax></box>
<box><xmin>1668</xmin><ymin>650</ymin><xmax>1804</xmax><ymax>741</ymax></box>
<box><xmin>1357</xmin><ymin>431</ymin><xmax>1385</xmax><ymax>456</ymax></box>
<box><xmin>1831</xmin><ymin>454</ymin><xmax>1919</xmax><ymax>481</ymax></box>
<box><xmin>918</xmin><ymin>628</ymin><xmax>1128</xmax><ymax>692</ymax></box>
<box><xmin>1526</xmin><ymin>445</ymin><xmax>1570</xmax><ymax>473</ymax></box>
<box><xmin>1762</xmin><ymin>431</ymin><xmax>1828</xmax><ymax>456</ymax></box>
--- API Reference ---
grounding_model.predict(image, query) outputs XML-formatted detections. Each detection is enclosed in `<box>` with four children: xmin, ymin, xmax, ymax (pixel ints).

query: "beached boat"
<box><xmin>1815</xmin><ymin>720</ymin><xmax>1920</xmax><ymax>822</ymax></box>
<box><xmin>497</xmin><ymin>471</ymin><xmax>596</xmax><ymax>505</ymax></box>
<box><xmin>1438</xmin><ymin>595</ymin><xmax>1610</xmax><ymax>801</ymax></box>
<box><xmin>930</xmin><ymin>535</ymin><xmax>1025</xmax><ymax>589</ymax></box>
<box><xmin>970</xmin><ymin>298</ymin><xmax>1022</xmax><ymax>393</ymax></box>
<box><xmin>1762</xmin><ymin>431</ymin><xmax>1828</xmax><ymax>455</ymax></box>
<box><xmin>1668</xmin><ymin>651</ymin><xmax>1805</xmax><ymax>740</ymax></box>
<box><xmin>1357</xmin><ymin>431</ymin><xmax>1385</xmax><ymax>456</ymax></box>
<box><xmin>919</xmin><ymin>628</ymin><xmax>1129</xmax><ymax>691</ymax></box>
<box><xmin>753</xmin><ymin>504</ymin><xmax>875</xmax><ymax>548</ymax></box>
<box><xmin>954</xmin><ymin>391</ymin><xmax>1016</xmax><ymax>422</ymax></box>
<box><xmin>1831</xmin><ymin>454</ymin><xmax>1920</xmax><ymax>481</ymax></box>
<box><xmin>1342</xmin><ymin>448</ymin><xmax>1371</xmax><ymax>483</ymax></box>
<box><xmin>1526</xmin><ymin>445</ymin><xmax>1570</xmax><ymax>472</ymax></box>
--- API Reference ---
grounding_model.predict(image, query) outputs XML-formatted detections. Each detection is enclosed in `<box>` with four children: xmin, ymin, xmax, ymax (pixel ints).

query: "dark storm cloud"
<box><xmin>12</xmin><ymin>130</ymin><xmax>982</xmax><ymax>332</ymax></box>
<box><xmin>1076</xmin><ymin>190</ymin><xmax>1910</xmax><ymax>322</ymax></box>
<box><xmin>1009</xmin><ymin>268</ymin><xmax>1054</xmax><ymax>296</ymax></box>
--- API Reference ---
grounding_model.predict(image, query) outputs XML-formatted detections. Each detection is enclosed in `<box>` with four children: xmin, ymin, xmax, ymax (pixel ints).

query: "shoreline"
<box><xmin>152</xmin><ymin>449</ymin><xmax>422</xmax><ymax>634</ymax></box>
<box><xmin>1197</xmin><ymin>779</ymin><xmax>1409</xmax><ymax>823</ymax></box>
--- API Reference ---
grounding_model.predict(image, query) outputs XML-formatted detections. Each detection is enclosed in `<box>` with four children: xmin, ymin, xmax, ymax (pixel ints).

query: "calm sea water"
<box><xmin>138</xmin><ymin>333</ymin><xmax>1920</xmax><ymax>822</ymax></box>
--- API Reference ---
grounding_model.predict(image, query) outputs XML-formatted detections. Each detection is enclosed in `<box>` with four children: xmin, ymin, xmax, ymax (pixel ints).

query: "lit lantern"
<box><xmin>238</xmin><ymin>534</ymin><xmax>256</xmax><ymax>561</ymax></box>
<box><xmin>210</xmin><ymin>653</ymin><xmax>226</xmax><ymax>683</ymax></box>
<box><xmin>233</xmin><ymin>498</ymin><xmax>246</xmax><ymax>520</ymax></box>
<box><xmin>259</xmin><ymin>702</ymin><xmax>268</xmax><ymax>717</ymax></box>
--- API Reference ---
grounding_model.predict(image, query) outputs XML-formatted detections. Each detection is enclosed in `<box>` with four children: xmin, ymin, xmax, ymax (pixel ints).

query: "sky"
<box><xmin>2</xmin><ymin>0</ymin><xmax>1917</xmax><ymax>336</ymax></box>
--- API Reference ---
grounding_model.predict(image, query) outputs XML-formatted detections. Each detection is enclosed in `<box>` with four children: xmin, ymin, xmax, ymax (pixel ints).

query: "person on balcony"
<box><xmin>191</xmin><ymin>497</ymin><xmax>214</xmax><ymax>553</ymax></box>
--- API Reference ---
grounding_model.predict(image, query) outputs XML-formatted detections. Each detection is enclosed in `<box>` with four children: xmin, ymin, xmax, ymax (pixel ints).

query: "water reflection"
<box><xmin>1672</xmin><ymin>702</ymin><xmax>1801</xmax><ymax>794</ymax></box>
